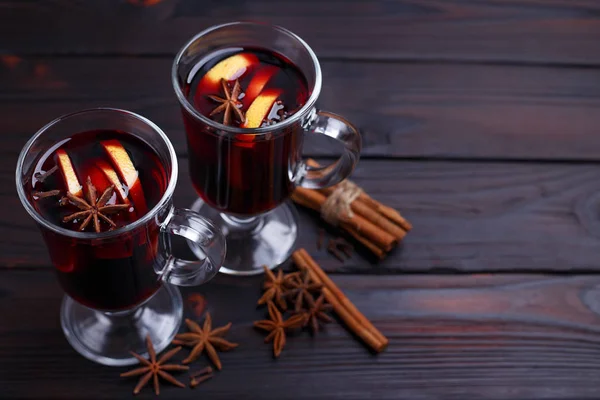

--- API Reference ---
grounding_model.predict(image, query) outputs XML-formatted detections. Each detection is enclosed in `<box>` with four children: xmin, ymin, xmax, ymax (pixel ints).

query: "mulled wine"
<box><xmin>181</xmin><ymin>47</ymin><xmax>309</xmax><ymax>215</ymax></box>
<box><xmin>25</xmin><ymin>130</ymin><xmax>168</xmax><ymax>311</ymax></box>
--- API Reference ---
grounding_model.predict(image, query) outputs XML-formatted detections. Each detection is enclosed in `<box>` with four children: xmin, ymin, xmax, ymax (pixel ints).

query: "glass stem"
<box><xmin>220</xmin><ymin>213</ymin><xmax>264</xmax><ymax>235</ymax></box>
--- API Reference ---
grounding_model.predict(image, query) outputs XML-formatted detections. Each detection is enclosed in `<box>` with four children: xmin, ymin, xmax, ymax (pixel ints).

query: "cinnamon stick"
<box><xmin>306</xmin><ymin>158</ymin><xmax>412</xmax><ymax>233</ymax></box>
<box><xmin>292</xmin><ymin>187</ymin><xmax>397</xmax><ymax>252</ymax></box>
<box><xmin>359</xmin><ymin>194</ymin><xmax>412</xmax><ymax>232</ymax></box>
<box><xmin>297</xmin><ymin>248</ymin><xmax>388</xmax><ymax>347</ymax></box>
<box><xmin>344</xmin><ymin>226</ymin><xmax>386</xmax><ymax>259</ymax></box>
<box><xmin>319</xmin><ymin>186</ymin><xmax>406</xmax><ymax>241</ymax></box>
<box><xmin>292</xmin><ymin>249</ymin><xmax>388</xmax><ymax>353</ymax></box>
<box><xmin>291</xmin><ymin>189</ymin><xmax>386</xmax><ymax>258</ymax></box>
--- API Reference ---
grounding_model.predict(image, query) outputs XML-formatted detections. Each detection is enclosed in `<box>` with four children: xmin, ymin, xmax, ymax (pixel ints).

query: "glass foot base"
<box><xmin>60</xmin><ymin>284</ymin><xmax>183</xmax><ymax>366</ymax></box>
<box><xmin>189</xmin><ymin>198</ymin><xmax>298</xmax><ymax>276</ymax></box>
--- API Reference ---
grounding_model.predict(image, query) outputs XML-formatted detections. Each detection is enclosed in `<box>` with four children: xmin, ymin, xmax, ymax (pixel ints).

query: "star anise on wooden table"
<box><xmin>284</xmin><ymin>270</ymin><xmax>323</xmax><ymax>312</ymax></box>
<box><xmin>253</xmin><ymin>301</ymin><xmax>306</xmax><ymax>357</ymax></box>
<box><xmin>257</xmin><ymin>266</ymin><xmax>299</xmax><ymax>310</ymax></box>
<box><xmin>172</xmin><ymin>313</ymin><xmax>239</xmax><ymax>370</ymax></box>
<box><xmin>297</xmin><ymin>293</ymin><xmax>333</xmax><ymax>334</ymax></box>
<box><xmin>208</xmin><ymin>79</ymin><xmax>245</xmax><ymax>126</ymax></box>
<box><xmin>62</xmin><ymin>176</ymin><xmax>129</xmax><ymax>232</ymax></box>
<box><xmin>120</xmin><ymin>336</ymin><xmax>189</xmax><ymax>396</ymax></box>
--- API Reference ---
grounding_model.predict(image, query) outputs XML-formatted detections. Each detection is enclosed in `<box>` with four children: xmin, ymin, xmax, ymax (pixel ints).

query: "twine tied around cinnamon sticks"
<box><xmin>291</xmin><ymin>160</ymin><xmax>412</xmax><ymax>259</ymax></box>
<box><xmin>320</xmin><ymin>180</ymin><xmax>363</xmax><ymax>226</ymax></box>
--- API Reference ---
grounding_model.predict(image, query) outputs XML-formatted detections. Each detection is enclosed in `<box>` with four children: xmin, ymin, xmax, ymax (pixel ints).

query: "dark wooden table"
<box><xmin>3</xmin><ymin>1</ymin><xmax>600</xmax><ymax>399</ymax></box>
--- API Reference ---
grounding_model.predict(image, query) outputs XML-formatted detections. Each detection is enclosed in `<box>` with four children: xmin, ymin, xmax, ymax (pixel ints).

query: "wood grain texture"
<box><xmin>2</xmin><ymin>0</ymin><xmax>600</xmax><ymax>65</ymax></box>
<box><xmin>3</xmin><ymin>270</ymin><xmax>600</xmax><ymax>399</ymax></box>
<box><xmin>4</xmin><ymin>0</ymin><xmax>600</xmax><ymax>398</ymax></box>
<box><xmin>7</xmin><ymin>159</ymin><xmax>600</xmax><ymax>272</ymax></box>
<box><xmin>3</xmin><ymin>57</ymin><xmax>600</xmax><ymax>160</ymax></box>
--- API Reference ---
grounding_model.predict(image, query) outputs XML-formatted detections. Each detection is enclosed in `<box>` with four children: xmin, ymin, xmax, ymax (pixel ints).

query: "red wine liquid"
<box><xmin>26</xmin><ymin>130</ymin><xmax>168</xmax><ymax>311</ymax></box>
<box><xmin>182</xmin><ymin>47</ymin><xmax>309</xmax><ymax>215</ymax></box>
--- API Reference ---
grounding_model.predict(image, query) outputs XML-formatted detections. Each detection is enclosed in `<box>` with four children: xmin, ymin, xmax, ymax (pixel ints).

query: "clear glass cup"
<box><xmin>172</xmin><ymin>22</ymin><xmax>361</xmax><ymax>275</ymax></box>
<box><xmin>15</xmin><ymin>108</ymin><xmax>226</xmax><ymax>366</ymax></box>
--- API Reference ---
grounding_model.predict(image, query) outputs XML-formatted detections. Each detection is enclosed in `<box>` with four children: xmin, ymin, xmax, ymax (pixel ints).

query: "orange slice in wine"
<box><xmin>241</xmin><ymin>88</ymin><xmax>283</xmax><ymax>129</ymax></box>
<box><xmin>96</xmin><ymin>159</ymin><xmax>130</xmax><ymax>204</ymax></box>
<box><xmin>101</xmin><ymin>140</ymin><xmax>148</xmax><ymax>215</ymax></box>
<box><xmin>235</xmin><ymin>133</ymin><xmax>256</xmax><ymax>149</ymax></box>
<box><xmin>53</xmin><ymin>253</ymin><xmax>76</xmax><ymax>273</ymax></box>
<box><xmin>56</xmin><ymin>149</ymin><xmax>83</xmax><ymax>197</ymax></box>
<box><xmin>243</xmin><ymin>65</ymin><xmax>278</xmax><ymax>107</ymax></box>
<box><xmin>204</xmin><ymin>53</ymin><xmax>258</xmax><ymax>85</ymax></box>
<box><xmin>81</xmin><ymin>163</ymin><xmax>111</xmax><ymax>195</ymax></box>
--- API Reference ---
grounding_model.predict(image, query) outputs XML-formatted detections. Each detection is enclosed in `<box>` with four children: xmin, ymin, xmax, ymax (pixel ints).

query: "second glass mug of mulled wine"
<box><xmin>172</xmin><ymin>22</ymin><xmax>361</xmax><ymax>275</ymax></box>
<box><xmin>15</xmin><ymin>108</ymin><xmax>226</xmax><ymax>366</ymax></box>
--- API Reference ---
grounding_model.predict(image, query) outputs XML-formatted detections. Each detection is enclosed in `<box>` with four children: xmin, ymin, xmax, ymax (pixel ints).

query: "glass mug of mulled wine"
<box><xmin>172</xmin><ymin>22</ymin><xmax>361</xmax><ymax>275</ymax></box>
<box><xmin>15</xmin><ymin>108</ymin><xmax>226</xmax><ymax>366</ymax></box>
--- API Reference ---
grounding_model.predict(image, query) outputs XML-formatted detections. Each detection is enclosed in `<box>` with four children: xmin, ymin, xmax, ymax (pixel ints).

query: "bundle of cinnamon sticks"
<box><xmin>291</xmin><ymin>161</ymin><xmax>411</xmax><ymax>259</ymax></box>
<box><xmin>292</xmin><ymin>248</ymin><xmax>388</xmax><ymax>352</ymax></box>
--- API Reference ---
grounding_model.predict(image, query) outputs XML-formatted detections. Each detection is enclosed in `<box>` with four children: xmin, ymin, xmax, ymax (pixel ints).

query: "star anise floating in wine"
<box><xmin>253</xmin><ymin>301</ymin><xmax>306</xmax><ymax>357</ymax></box>
<box><xmin>120</xmin><ymin>336</ymin><xmax>189</xmax><ymax>396</ymax></box>
<box><xmin>208</xmin><ymin>78</ymin><xmax>245</xmax><ymax>126</ymax></box>
<box><xmin>62</xmin><ymin>176</ymin><xmax>129</xmax><ymax>232</ymax></box>
<box><xmin>172</xmin><ymin>313</ymin><xmax>239</xmax><ymax>370</ymax></box>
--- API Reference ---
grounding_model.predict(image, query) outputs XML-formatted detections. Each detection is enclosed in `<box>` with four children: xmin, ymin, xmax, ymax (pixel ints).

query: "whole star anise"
<box><xmin>284</xmin><ymin>270</ymin><xmax>323</xmax><ymax>312</ymax></box>
<box><xmin>63</xmin><ymin>176</ymin><xmax>129</xmax><ymax>232</ymax></box>
<box><xmin>208</xmin><ymin>79</ymin><xmax>245</xmax><ymax>126</ymax></box>
<box><xmin>257</xmin><ymin>266</ymin><xmax>299</xmax><ymax>310</ymax></box>
<box><xmin>297</xmin><ymin>293</ymin><xmax>333</xmax><ymax>334</ymax></box>
<box><xmin>172</xmin><ymin>313</ymin><xmax>238</xmax><ymax>370</ymax></box>
<box><xmin>120</xmin><ymin>336</ymin><xmax>189</xmax><ymax>396</ymax></box>
<box><xmin>253</xmin><ymin>301</ymin><xmax>305</xmax><ymax>358</ymax></box>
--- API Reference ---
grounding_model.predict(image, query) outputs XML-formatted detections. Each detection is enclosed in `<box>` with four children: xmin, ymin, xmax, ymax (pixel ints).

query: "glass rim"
<box><xmin>171</xmin><ymin>21</ymin><xmax>323</xmax><ymax>137</ymax></box>
<box><xmin>15</xmin><ymin>107</ymin><xmax>179</xmax><ymax>240</ymax></box>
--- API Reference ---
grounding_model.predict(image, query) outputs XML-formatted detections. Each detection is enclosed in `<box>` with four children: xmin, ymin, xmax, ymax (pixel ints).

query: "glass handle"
<box><xmin>298</xmin><ymin>110</ymin><xmax>362</xmax><ymax>189</ymax></box>
<box><xmin>160</xmin><ymin>207</ymin><xmax>226</xmax><ymax>286</ymax></box>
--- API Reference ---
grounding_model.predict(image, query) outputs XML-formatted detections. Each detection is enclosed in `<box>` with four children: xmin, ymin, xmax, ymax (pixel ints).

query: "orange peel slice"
<box><xmin>101</xmin><ymin>139</ymin><xmax>148</xmax><ymax>215</ymax></box>
<box><xmin>243</xmin><ymin>65</ymin><xmax>278</xmax><ymax>107</ymax></box>
<box><xmin>236</xmin><ymin>133</ymin><xmax>256</xmax><ymax>148</ymax></box>
<box><xmin>56</xmin><ymin>149</ymin><xmax>83</xmax><ymax>197</ymax></box>
<box><xmin>96</xmin><ymin>159</ymin><xmax>130</xmax><ymax>204</ymax></box>
<box><xmin>82</xmin><ymin>163</ymin><xmax>111</xmax><ymax>195</ymax></box>
<box><xmin>204</xmin><ymin>53</ymin><xmax>258</xmax><ymax>85</ymax></box>
<box><xmin>241</xmin><ymin>88</ymin><xmax>282</xmax><ymax>129</ymax></box>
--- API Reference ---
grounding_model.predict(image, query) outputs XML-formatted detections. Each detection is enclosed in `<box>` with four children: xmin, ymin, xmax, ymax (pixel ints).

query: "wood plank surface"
<box><xmin>7</xmin><ymin>159</ymin><xmax>600</xmax><ymax>272</ymax></box>
<box><xmin>3</xmin><ymin>270</ymin><xmax>600</xmax><ymax>399</ymax></box>
<box><xmin>3</xmin><ymin>57</ymin><xmax>600</xmax><ymax>160</ymax></box>
<box><xmin>3</xmin><ymin>0</ymin><xmax>600</xmax><ymax>397</ymax></box>
<box><xmin>2</xmin><ymin>0</ymin><xmax>600</xmax><ymax>65</ymax></box>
